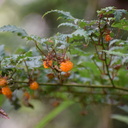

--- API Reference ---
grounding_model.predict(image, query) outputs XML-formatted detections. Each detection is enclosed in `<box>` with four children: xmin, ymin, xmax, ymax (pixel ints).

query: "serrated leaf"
<box><xmin>122</xmin><ymin>57</ymin><xmax>128</xmax><ymax>64</ymax></box>
<box><xmin>54</xmin><ymin>33</ymin><xmax>72</xmax><ymax>41</ymax></box>
<box><xmin>27</xmin><ymin>35</ymin><xmax>48</xmax><ymax>44</ymax></box>
<box><xmin>109</xmin><ymin>39</ymin><xmax>120</xmax><ymax>47</ymax></box>
<box><xmin>71</xmin><ymin>29</ymin><xmax>90</xmax><ymax>43</ymax></box>
<box><xmin>112</xmin><ymin>19</ymin><xmax>128</xmax><ymax>31</ymax></box>
<box><xmin>42</xmin><ymin>10</ymin><xmax>75</xmax><ymax>20</ymax></box>
<box><xmin>0</xmin><ymin>25</ymin><xmax>28</xmax><ymax>38</ymax></box>
<box><xmin>25</xmin><ymin>56</ymin><xmax>42</xmax><ymax>69</ymax></box>
<box><xmin>109</xmin><ymin>46</ymin><xmax>123</xmax><ymax>51</ymax></box>
<box><xmin>103</xmin><ymin>50</ymin><xmax>128</xmax><ymax>57</ymax></box>
<box><xmin>72</xmin><ymin>29</ymin><xmax>87</xmax><ymax>36</ymax></box>
<box><xmin>70</xmin><ymin>48</ymin><xmax>87</xmax><ymax>55</ymax></box>
<box><xmin>0</xmin><ymin>45</ymin><xmax>5</xmax><ymax>60</ymax></box>
<box><xmin>97</xmin><ymin>6</ymin><xmax>116</xmax><ymax>15</ymax></box>
<box><xmin>114</xmin><ymin>9</ymin><xmax>127</xmax><ymax>21</ymax></box>
<box><xmin>58</xmin><ymin>22</ymin><xmax>78</xmax><ymax>29</ymax></box>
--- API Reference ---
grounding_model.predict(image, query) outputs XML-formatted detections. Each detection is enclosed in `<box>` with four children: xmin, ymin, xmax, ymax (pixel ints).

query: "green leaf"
<box><xmin>112</xmin><ymin>19</ymin><xmax>128</xmax><ymax>31</ymax></box>
<box><xmin>103</xmin><ymin>50</ymin><xmax>128</xmax><ymax>57</ymax></box>
<box><xmin>114</xmin><ymin>9</ymin><xmax>127</xmax><ymax>21</ymax></box>
<box><xmin>27</xmin><ymin>35</ymin><xmax>48</xmax><ymax>44</ymax></box>
<box><xmin>0</xmin><ymin>45</ymin><xmax>5</xmax><ymax>60</ymax></box>
<box><xmin>109</xmin><ymin>39</ymin><xmax>121</xmax><ymax>47</ymax></box>
<box><xmin>0</xmin><ymin>25</ymin><xmax>28</xmax><ymax>38</ymax></box>
<box><xmin>42</xmin><ymin>10</ymin><xmax>75</xmax><ymax>20</ymax></box>
<box><xmin>58</xmin><ymin>22</ymin><xmax>78</xmax><ymax>29</ymax></box>
<box><xmin>70</xmin><ymin>48</ymin><xmax>87</xmax><ymax>55</ymax></box>
<box><xmin>72</xmin><ymin>29</ymin><xmax>87</xmax><ymax>36</ymax></box>
<box><xmin>97</xmin><ymin>6</ymin><xmax>116</xmax><ymax>15</ymax></box>
<box><xmin>112</xmin><ymin>114</ymin><xmax>128</xmax><ymax>124</ymax></box>
<box><xmin>71</xmin><ymin>29</ymin><xmax>90</xmax><ymax>43</ymax></box>
<box><xmin>25</xmin><ymin>56</ymin><xmax>42</xmax><ymax>69</ymax></box>
<box><xmin>35</xmin><ymin>101</ymin><xmax>74</xmax><ymax>128</ymax></box>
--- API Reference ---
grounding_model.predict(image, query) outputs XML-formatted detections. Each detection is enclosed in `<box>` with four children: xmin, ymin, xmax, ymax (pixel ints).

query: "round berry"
<box><xmin>23</xmin><ymin>92</ymin><xmax>30</xmax><ymax>100</ymax></box>
<box><xmin>105</xmin><ymin>34</ymin><xmax>112</xmax><ymax>42</ymax></box>
<box><xmin>43</xmin><ymin>60</ymin><xmax>53</xmax><ymax>68</ymax></box>
<box><xmin>52</xmin><ymin>100</ymin><xmax>60</xmax><ymax>107</ymax></box>
<box><xmin>2</xmin><ymin>86</ymin><xmax>12</xmax><ymax>98</ymax></box>
<box><xmin>60</xmin><ymin>60</ymin><xmax>73</xmax><ymax>72</ymax></box>
<box><xmin>0</xmin><ymin>78</ymin><xmax>7</xmax><ymax>86</ymax></box>
<box><xmin>47</xmin><ymin>73</ymin><xmax>55</xmax><ymax>79</ymax></box>
<box><xmin>30</xmin><ymin>81</ymin><xmax>39</xmax><ymax>90</ymax></box>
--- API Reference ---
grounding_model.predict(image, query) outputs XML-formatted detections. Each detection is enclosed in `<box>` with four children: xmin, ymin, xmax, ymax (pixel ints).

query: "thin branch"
<box><xmin>23</xmin><ymin>60</ymin><xmax>31</xmax><ymax>80</ymax></box>
<box><xmin>59</xmin><ymin>90</ymin><xmax>128</xmax><ymax>96</ymax></box>
<box><xmin>98</xmin><ymin>19</ymin><xmax>115</xmax><ymax>88</ymax></box>
<box><xmin>34</xmin><ymin>41</ymin><xmax>46</xmax><ymax>56</ymax></box>
<box><xmin>12</xmin><ymin>81</ymin><xmax>128</xmax><ymax>92</ymax></box>
<box><xmin>92</xmin><ymin>59</ymin><xmax>102</xmax><ymax>73</ymax></box>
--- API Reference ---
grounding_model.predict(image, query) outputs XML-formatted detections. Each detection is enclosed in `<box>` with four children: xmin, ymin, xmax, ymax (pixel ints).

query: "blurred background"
<box><xmin>0</xmin><ymin>0</ymin><xmax>128</xmax><ymax>128</ymax></box>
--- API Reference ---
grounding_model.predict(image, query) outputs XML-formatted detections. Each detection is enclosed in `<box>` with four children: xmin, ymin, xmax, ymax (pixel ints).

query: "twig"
<box><xmin>92</xmin><ymin>59</ymin><xmax>102</xmax><ymax>73</ymax></box>
<box><xmin>12</xmin><ymin>81</ymin><xmax>128</xmax><ymax>92</ymax></box>
<box><xmin>23</xmin><ymin>60</ymin><xmax>31</xmax><ymax>80</ymax></box>
<box><xmin>34</xmin><ymin>41</ymin><xmax>46</xmax><ymax>56</ymax></box>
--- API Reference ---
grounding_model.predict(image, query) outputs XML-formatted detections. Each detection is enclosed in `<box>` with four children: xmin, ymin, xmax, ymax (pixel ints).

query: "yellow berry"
<box><xmin>30</xmin><ymin>81</ymin><xmax>39</xmax><ymax>90</ymax></box>
<box><xmin>60</xmin><ymin>60</ymin><xmax>73</xmax><ymax>72</ymax></box>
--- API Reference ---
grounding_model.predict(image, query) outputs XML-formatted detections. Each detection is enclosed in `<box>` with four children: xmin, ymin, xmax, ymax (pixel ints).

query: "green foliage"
<box><xmin>112</xmin><ymin>19</ymin><xmax>128</xmax><ymax>31</ymax></box>
<box><xmin>42</xmin><ymin>10</ymin><xmax>75</xmax><ymax>20</ymax></box>
<box><xmin>0</xmin><ymin>25</ymin><xmax>28</xmax><ymax>38</ymax></box>
<box><xmin>0</xmin><ymin>45</ymin><xmax>5</xmax><ymax>60</ymax></box>
<box><xmin>0</xmin><ymin>7</ymin><xmax>128</xmax><ymax>119</ymax></box>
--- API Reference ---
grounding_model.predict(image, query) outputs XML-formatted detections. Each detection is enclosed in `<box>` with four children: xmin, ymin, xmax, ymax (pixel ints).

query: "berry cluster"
<box><xmin>41</xmin><ymin>44</ymin><xmax>74</xmax><ymax>83</ymax></box>
<box><xmin>0</xmin><ymin>77</ymin><xmax>12</xmax><ymax>98</ymax></box>
<box><xmin>43</xmin><ymin>59</ymin><xmax>73</xmax><ymax>72</ymax></box>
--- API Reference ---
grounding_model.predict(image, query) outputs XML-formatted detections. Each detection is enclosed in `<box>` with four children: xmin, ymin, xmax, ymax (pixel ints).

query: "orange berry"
<box><xmin>52</xmin><ymin>101</ymin><xmax>60</xmax><ymax>107</ymax></box>
<box><xmin>60</xmin><ymin>60</ymin><xmax>73</xmax><ymax>72</ymax></box>
<box><xmin>0</xmin><ymin>78</ymin><xmax>7</xmax><ymax>86</ymax></box>
<box><xmin>43</xmin><ymin>60</ymin><xmax>53</xmax><ymax>68</ymax></box>
<box><xmin>105</xmin><ymin>34</ymin><xmax>112</xmax><ymax>42</ymax></box>
<box><xmin>47</xmin><ymin>73</ymin><xmax>55</xmax><ymax>79</ymax></box>
<box><xmin>29</xmin><ymin>81</ymin><xmax>39</xmax><ymax>90</ymax></box>
<box><xmin>63</xmin><ymin>72</ymin><xmax>71</xmax><ymax>77</ymax></box>
<box><xmin>23</xmin><ymin>92</ymin><xmax>30</xmax><ymax>100</ymax></box>
<box><xmin>48</xmin><ymin>39</ymin><xmax>54</xmax><ymax>43</ymax></box>
<box><xmin>2</xmin><ymin>86</ymin><xmax>12</xmax><ymax>98</ymax></box>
